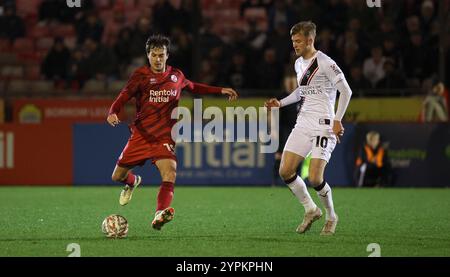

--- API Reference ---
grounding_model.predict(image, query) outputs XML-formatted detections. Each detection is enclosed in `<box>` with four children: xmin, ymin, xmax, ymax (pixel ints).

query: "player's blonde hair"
<box><xmin>290</xmin><ymin>21</ymin><xmax>317</xmax><ymax>38</ymax></box>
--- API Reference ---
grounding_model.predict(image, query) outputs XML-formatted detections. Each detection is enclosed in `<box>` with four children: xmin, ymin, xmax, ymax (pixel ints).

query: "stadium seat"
<box><xmin>29</xmin><ymin>25</ymin><xmax>51</xmax><ymax>38</ymax></box>
<box><xmin>16</xmin><ymin>0</ymin><xmax>42</xmax><ymax>17</ymax></box>
<box><xmin>1</xmin><ymin>66</ymin><xmax>24</xmax><ymax>79</ymax></box>
<box><xmin>52</xmin><ymin>25</ymin><xmax>76</xmax><ymax>37</ymax></box>
<box><xmin>107</xmin><ymin>80</ymin><xmax>127</xmax><ymax>93</ymax></box>
<box><xmin>25</xmin><ymin>65</ymin><xmax>42</xmax><ymax>80</ymax></box>
<box><xmin>0</xmin><ymin>53</ymin><xmax>18</xmax><ymax>65</ymax></box>
<box><xmin>35</xmin><ymin>37</ymin><xmax>54</xmax><ymax>52</ymax></box>
<box><xmin>0</xmin><ymin>39</ymin><xmax>11</xmax><ymax>52</ymax></box>
<box><xmin>32</xmin><ymin>80</ymin><xmax>54</xmax><ymax>93</ymax></box>
<box><xmin>82</xmin><ymin>80</ymin><xmax>107</xmax><ymax>94</ymax></box>
<box><xmin>7</xmin><ymin>80</ymin><xmax>29</xmax><ymax>93</ymax></box>
<box><xmin>13</xmin><ymin>38</ymin><xmax>35</xmax><ymax>53</ymax></box>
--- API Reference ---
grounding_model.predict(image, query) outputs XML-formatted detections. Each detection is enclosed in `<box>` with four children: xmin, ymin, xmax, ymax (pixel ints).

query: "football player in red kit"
<box><xmin>107</xmin><ymin>35</ymin><xmax>238</xmax><ymax>230</ymax></box>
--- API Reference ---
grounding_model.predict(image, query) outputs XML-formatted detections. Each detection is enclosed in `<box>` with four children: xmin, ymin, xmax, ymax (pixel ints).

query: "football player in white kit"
<box><xmin>265</xmin><ymin>21</ymin><xmax>352</xmax><ymax>235</ymax></box>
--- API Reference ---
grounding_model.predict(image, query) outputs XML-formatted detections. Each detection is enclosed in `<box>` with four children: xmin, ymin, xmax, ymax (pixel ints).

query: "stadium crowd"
<box><xmin>0</xmin><ymin>0</ymin><xmax>449</xmax><ymax>96</ymax></box>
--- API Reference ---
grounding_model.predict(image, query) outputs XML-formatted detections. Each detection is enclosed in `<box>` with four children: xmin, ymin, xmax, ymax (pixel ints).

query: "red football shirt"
<box><xmin>109</xmin><ymin>65</ymin><xmax>222</xmax><ymax>142</ymax></box>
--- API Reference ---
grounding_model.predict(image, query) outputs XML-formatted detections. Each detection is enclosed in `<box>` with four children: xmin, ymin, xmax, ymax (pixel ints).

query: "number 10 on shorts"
<box><xmin>315</xmin><ymin>136</ymin><xmax>328</xmax><ymax>148</ymax></box>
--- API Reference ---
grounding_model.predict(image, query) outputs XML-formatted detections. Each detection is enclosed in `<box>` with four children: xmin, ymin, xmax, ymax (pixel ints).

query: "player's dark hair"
<box><xmin>146</xmin><ymin>35</ymin><xmax>171</xmax><ymax>54</ymax></box>
<box><xmin>290</xmin><ymin>21</ymin><xmax>316</xmax><ymax>38</ymax></box>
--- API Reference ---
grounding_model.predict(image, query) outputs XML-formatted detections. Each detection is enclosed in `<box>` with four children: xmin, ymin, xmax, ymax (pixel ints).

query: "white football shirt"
<box><xmin>292</xmin><ymin>50</ymin><xmax>346</xmax><ymax>130</ymax></box>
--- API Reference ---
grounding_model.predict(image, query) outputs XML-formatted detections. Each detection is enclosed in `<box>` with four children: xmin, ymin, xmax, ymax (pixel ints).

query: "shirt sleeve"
<box><xmin>334</xmin><ymin>76</ymin><xmax>353</xmax><ymax>121</ymax></box>
<box><xmin>280</xmin><ymin>86</ymin><xmax>302</xmax><ymax>107</ymax></box>
<box><xmin>182</xmin><ymin>77</ymin><xmax>222</xmax><ymax>94</ymax></box>
<box><xmin>108</xmin><ymin>70</ymin><xmax>141</xmax><ymax>115</ymax></box>
<box><xmin>320</xmin><ymin>56</ymin><xmax>346</xmax><ymax>87</ymax></box>
<box><xmin>320</xmin><ymin>56</ymin><xmax>352</xmax><ymax>121</ymax></box>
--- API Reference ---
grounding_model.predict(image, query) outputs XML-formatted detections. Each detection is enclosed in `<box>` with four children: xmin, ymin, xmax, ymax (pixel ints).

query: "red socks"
<box><xmin>156</xmin><ymin>182</ymin><xmax>174</xmax><ymax>211</ymax></box>
<box><xmin>123</xmin><ymin>173</ymin><xmax>136</xmax><ymax>187</ymax></box>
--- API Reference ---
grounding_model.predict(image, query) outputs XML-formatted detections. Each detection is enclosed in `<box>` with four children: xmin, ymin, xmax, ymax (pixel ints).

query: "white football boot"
<box><xmin>296</xmin><ymin>206</ymin><xmax>323</xmax><ymax>234</ymax></box>
<box><xmin>151</xmin><ymin>207</ymin><xmax>175</xmax><ymax>231</ymax></box>
<box><xmin>320</xmin><ymin>214</ymin><xmax>338</xmax><ymax>236</ymax></box>
<box><xmin>119</xmin><ymin>175</ymin><xmax>142</xmax><ymax>206</ymax></box>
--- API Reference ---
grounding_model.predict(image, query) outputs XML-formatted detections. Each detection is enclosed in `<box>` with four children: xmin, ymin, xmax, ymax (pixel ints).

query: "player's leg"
<box><xmin>152</xmin><ymin>158</ymin><xmax>177</xmax><ymax>230</ymax></box>
<box><xmin>112</xmin><ymin>164</ymin><xmax>142</xmax><ymax>206</ymax></box>
<box><xmin>281</xmin><ymin>129</ymin><xmax>322</xmax><ymax>233</ymax></box>
<box><xmin>309</xmin><ymin>132</ymin><xmax>338</xmax><ymax>235</ymax></box>
<box><xmin>279</xmin><ymin>151</ymin><xmax>317</xmax><ymax>212</ymax></box>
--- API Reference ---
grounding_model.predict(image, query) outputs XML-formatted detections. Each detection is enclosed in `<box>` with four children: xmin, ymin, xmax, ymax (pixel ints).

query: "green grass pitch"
<box><xmin>0</xmin><ymin>186</ymin><xmax>449</xmax><ymax>257</ymax></box>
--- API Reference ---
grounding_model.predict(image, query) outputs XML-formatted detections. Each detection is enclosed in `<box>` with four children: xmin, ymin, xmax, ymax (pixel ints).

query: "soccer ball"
<box><xmin>101</xmin><ymin>214</ymin><xmax>128</xmax><ymax>238</ymax></box>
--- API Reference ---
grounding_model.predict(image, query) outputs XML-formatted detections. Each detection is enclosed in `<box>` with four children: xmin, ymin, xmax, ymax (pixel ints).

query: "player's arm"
<box><xmin>264</xmin><ymin>86</ymin><xmax>302</xmax><ymax>110</ymax></box>
<box><xmin>107</xmin><ymin>71</ymin><xmax>140</xmax><ymax>127</ymax></box>
<box><xmin>184</xmin><ymin>79</ymin><xmax>239</xmax><ymax>101</ymax></box>
<box><xmin>321</xmin><ymin>57</ymin><xmax>353</xmax><ymax>143</ymax></box>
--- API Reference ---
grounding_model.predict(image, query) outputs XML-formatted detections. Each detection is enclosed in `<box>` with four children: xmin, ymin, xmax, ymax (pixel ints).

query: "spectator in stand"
<box><xmin>376</xmin><ymin>58</ymin><xmax>406</xmax><ymax>93</ymax></box>
<box><xmin>197</xmin><ymin>60</ymin><xmax>219</xmax><ymax>85</ymax></box>
<box><xmin>336</xmin><ymin>30</ymin><xmax>361</xmax><ymax>75</ymax></box>
<box><xmin>348</xmin><ymin>63</ymin><xmax>372</xmax><ymax>97</ymax></box>
<box><xmin>76</xmin><ymin>10</ymin><xmax>104</xmax><ymax>44</ymax></box>
<box><xmin>172</xmin><ymin>0</ymin><xmax>193</xmax><ymax>33</ymax></box>
<box><xmin>381</xmin><ymin>35</ymin><xmax>402</xmax><ymax>67</ymax></box>
<box><xmin>363</xmin><ymin>46</ymin><xmax>386</xmax><ymax>88</ymax></box>
<box><xmin>0</xmin><ymin>5</ymin><xmax>25</xmax><ymax>41</ymax></box>
<box><xmin>102</xmin><ymin>8</ymin><xmax>128</xmax><ymax>47</ymax></box>
<box><xmin>38</xmin><ymin>0</ymin><xmax>81</xmax><ymax>24</ymax></box>
<box><xmin>198</xmin><ymin>18</ymin><xmax>224</xmax><ymax>60</ymax></box>
<box><xmin>41</xmin><ymin>37</ymin><xmax>71</xmax><ymax>81</ymax></box>
<box><xmin>82</xmin><ymin>38</ymin><xmax>118</xmax><ymax>81</ymax></box>
<box><xmin>403</xmin><ymin>31</ymin><xmax>434</xmax><ymax>87</ymax></box>
<box><xmin>322</xmin><ymin>0</ymin><xmax>348</xmax><ymax>34</ymax></box>
<box><xmin>114</xmin><ymin>27</ymin><xmax>134</xmax><ymax>78</ymax></box>
<box><xmin>240</xmin><ymin>0</ymin><xmax>273</xmax><ymax>18</ymax></box>
<box><xmin>421</xmin><ymin>81</ymin><xmax>449</xmax><ymax>122</ymax></box>
<box><xmin>256</xmin><ymin>48</ymin><xmax>283</xmax><ymax>89</ymax></box>
<box><xmin>315</xmin><ymin>27</ymin><xmax>337</xmax><ymax>59</ymax></box>
<box><xmin>152</xmin><ymin>0</ymin><xmax>176</xmax><ymax>35</ymax></box>
<box><xmin>295</xmin><ymin>0</ymin><xmax>322</xmax><ymax>24</ymax></box>
<box><xmin>267</xmin><ymin>0</ymin><xmax>297</xmax><ymax>34</ymax></box>
<box><xmin>170</xmin><ymin>27</ymin><xmax>193</xmax><ymax>77</ymax></box>
<box><xmin>419</xmin><ymin>0</ymin><xmax>436</xmax><ymax>37</ymax></box>
<box><xmin>265</xmin><ymin>22</ymin><xmax>291</xmax><ymax>64</ymax></box>
<box><xmin>222</xmin><ymin>51</ymin><xmax>252</xmax><ymax>89</ymax></box>
<box><xmin>66</xmin><ymin>47</ymin><xmax>88</xmax><ymax>90</ymax></box>
<box><xmin>129</xmin><ymin>16</ymin><xmax>153</xmax><ymax>59</ymax></box>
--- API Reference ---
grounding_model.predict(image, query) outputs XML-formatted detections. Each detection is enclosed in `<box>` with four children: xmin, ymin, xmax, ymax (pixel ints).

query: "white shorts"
<box><xmin>283</xmin><ymin>126</ymin><xmax>337</xmax><ymax>162</ymax></box>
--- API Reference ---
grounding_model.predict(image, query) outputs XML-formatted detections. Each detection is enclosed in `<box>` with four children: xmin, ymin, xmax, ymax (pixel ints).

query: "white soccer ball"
<box><xmin>101</xmin><ymin>214</ymin><xmax>128</xmax><ymax>238</ymax></box>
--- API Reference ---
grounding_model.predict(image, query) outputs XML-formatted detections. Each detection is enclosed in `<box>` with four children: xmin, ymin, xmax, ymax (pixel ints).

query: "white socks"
<box><xmin>286</xmin><ymin>176</ymin><xmax>317</xmax><ymax>213</ymax></box>
<box><xmin>315</xmin><ymin>182</ymin><xmax>337</xmax><ymax>221</ymax></box>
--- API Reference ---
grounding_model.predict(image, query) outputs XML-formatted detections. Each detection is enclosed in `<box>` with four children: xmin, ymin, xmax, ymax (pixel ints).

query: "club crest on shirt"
<box><xmin>171</xmin><ymin>75</ymin><xmax>178</xmax><ymax>82</ymax></box>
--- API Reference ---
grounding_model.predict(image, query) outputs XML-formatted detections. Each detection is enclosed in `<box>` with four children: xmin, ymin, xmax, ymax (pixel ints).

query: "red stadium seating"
<box><xmin>0</xmin><ymin>39</ymin><xmax>11</xmax><ymax>52</ymax></box>
<box><xmin>16</xmin><ymin>0</ymin><xmax>42</xmax><ymax>17</ymax></box>
<box><xmin>25</xmin><ymin>65</ymin><xmax>42</xmax><ymax>80</ymax></box>
<box><xmin>52</xmin><ymin>25</ymin><xmax>76</xmax><ymax>37</ymax></box>
<box><xmin>13</xmin><ymin>38</ymin><xmax>35</xmax><ymax>53</ymax></box>
<box><xmin>29</xmin><ymin>25</ymin><xmax>51</xmax><ymax>38</ymax></box>
<box><xmin>32</xmin><ymin>80</ymin><xmax>54</xmax><ymax>93</ymax></box>
<box><xmin>35</xmin><ymin>37</ymin><xmax>54</xmax><ymax>52</ymax></box>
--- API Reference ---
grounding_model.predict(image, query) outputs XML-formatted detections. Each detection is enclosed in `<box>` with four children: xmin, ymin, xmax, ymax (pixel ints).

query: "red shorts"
<box><xmin>117</xmin><ymin>130</ymin><xmax>176</xmax><ymax>168</ymax></box>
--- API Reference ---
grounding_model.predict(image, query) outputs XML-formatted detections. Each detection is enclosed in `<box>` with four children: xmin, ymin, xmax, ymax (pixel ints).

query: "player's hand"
<box><xmin>264</xmin><ymin>98</ymin><xmax>280</xmax><ymax>110</ymax></box>
<box><xmin>333</xmin><ymin>120</ymin><xmax>344</xmax><ymax>143</ymax></box>
<box><xmin>221</xmin><ymin>88</ymin><xmax>239</xmax><ymax>101</ymax></box>
<box><xmin>107</xmin><ymin>113</ymin><xmax>120</xmax><ymax>127</ymax></box>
